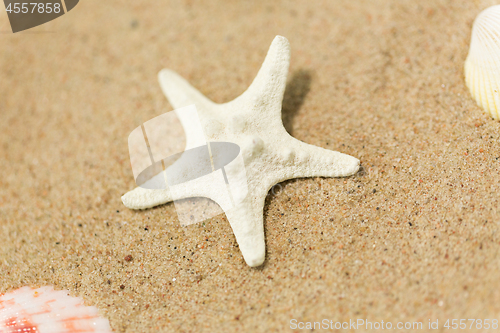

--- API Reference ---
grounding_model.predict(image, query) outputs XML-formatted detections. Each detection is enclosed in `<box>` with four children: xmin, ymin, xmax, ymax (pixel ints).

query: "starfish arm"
<box><xmin>122</xmin><ymin>187</ymin><xmax>173</xmax><ymax>210</ymax></box>
<box><xmin>236</xmin><ymin>36</ymin><xmax>291</xmax><ymax>114</ymax></box>
<box><xmin>276</xmin><ymin>137</ymin><xmax>360</xmax><ymax>181</ymax></box>
<box><xmin>158</xmin><ymin>69</ymin><xmax>216</xmax><ymax>111</ymax></box>
<box><xmin>121</xmin><ymin>167</ymin><xmax>238</xmax><ymax>211</ymax></box>
<box><xmin>224</xmin><ymin>189</ymin><xmax>267</xmax><ymax>267</ymax></box>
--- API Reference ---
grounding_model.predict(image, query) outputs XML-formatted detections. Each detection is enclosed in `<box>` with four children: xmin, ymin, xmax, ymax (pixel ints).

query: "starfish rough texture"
<box><xmin>122</xmin><ymin>36</ymin><xmax>360</xmax><ymax>267</ymax></box>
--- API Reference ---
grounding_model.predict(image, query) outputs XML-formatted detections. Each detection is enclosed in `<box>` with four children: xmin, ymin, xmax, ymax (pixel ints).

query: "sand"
<box><xmin>1</xmin><ymin>0</ymin><xmax>500</xmax><ymax>332</ymax></box>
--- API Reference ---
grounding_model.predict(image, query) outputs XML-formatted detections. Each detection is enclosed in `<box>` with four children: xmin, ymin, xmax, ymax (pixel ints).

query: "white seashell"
<box><xmin>0</xmin><ymin>286</ymin><xmax>112</xmax><ymax>333</ymax></box>
<box><xmin>465</xmin><ymin>5</ymin><xmax>500</xmax><ymax>119</ymax></box>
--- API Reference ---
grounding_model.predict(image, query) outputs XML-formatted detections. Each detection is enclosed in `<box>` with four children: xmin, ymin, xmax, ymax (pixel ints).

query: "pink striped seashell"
<box><xmin>0</xmin><ymin>286</ymin><xmax>112</xmax><ymax>333</ymax></box>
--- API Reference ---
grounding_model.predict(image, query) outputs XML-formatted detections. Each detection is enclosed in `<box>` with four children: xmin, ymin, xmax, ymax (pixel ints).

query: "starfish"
<box><xmin>122</xmin><ymin>35</ymin><xmax>360</xmax><ymax>267</ymax></box>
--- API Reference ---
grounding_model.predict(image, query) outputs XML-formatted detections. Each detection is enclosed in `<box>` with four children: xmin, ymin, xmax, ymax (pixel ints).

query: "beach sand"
<box><xmin>1</xmin><ymin>0</ymin><xmax>500</xmax><ymax>331</ymax></box>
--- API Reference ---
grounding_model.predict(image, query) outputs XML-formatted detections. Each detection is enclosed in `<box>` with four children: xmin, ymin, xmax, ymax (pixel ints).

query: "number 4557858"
<box><xmin>6</xmin><ymin>3</ymin><xmax>62</xmax><ymax>14</ymax></box>
<box><xmin>444</xmin><ymin>319</ymin><xmax>498</xmax><ymax>330</ymax></box>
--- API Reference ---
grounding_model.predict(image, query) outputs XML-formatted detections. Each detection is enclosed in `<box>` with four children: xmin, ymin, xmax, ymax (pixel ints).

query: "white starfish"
<box><xmin>122</xmin><ymin>35</ymin><xmax>360</xmax><ymax>267</ymax></box>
